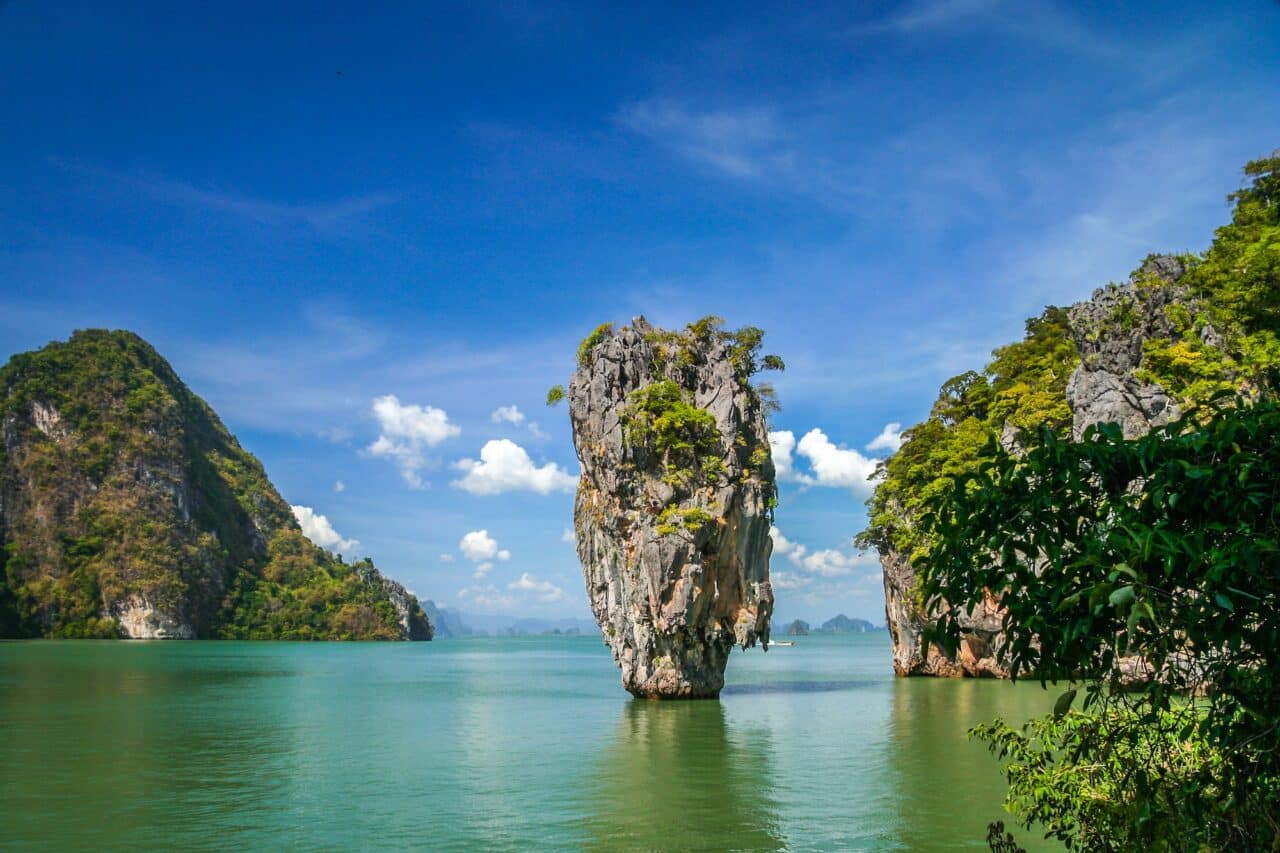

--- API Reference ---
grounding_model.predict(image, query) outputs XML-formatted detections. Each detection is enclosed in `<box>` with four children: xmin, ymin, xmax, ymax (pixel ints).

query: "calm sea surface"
<box><xmin>0</xmin><ymin>634</ymin><xmax>1061</xmax><ymax>851</ymax></box>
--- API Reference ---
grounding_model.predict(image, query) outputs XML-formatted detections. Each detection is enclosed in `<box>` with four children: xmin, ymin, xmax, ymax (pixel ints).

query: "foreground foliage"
<box><xmin>904</xmin><ymin>153</ymin><xmax>1280</xmax><ymax>849</ymax></box>
<box><xmin>923</xmin><ymin>400</ymin><xmax>1280</xmax><ymax>849</ymax></box>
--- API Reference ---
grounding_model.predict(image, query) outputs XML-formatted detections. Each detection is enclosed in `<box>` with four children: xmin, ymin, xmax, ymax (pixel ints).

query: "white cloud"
<box><xmin>291</xmin><ymin>505</ymin><xmax>359</xmax><ymax>555</ymax></box>
<box><xmin>452</xmin><ymin>439</ymin><xmax>577</xmax><ymax>495</ymax></box>
<box><xmin>770</xmin><ymin>525</ymin><xmax>878</xmax><ymax>579</ymax></box>
<box><xmin>457</xmin><ymin>584</ymin><xmax>515</xmax><ymax>610</ymax></box>
<box><xmin>796</xmin><ymin>428</ymin><xmax>881</xmax><ymax>497</ymax></box>
<box><xmin>561</xmin><ymin>528</ymin><xmax>576</xmax><ymax>544</ymax></box>
<box><xmin>770</xmin><ymin>525</ymin><xmax>807</xmax><ymax>562</ymax></box>
<box><xmin>799</xmin><ymin>548</ymin><xmax>861</xmax><ymax>577</ymax></box>
<box><xmin>771</xmin><ymin>570</ymin><xmax>812</xmax><ymax>590</ymax></box>
<box><xmin>438</xmin><ymin>553</ymin><xmax>455</xmax><ymax>562</ymax></box>
<box><xmin>458</xmin><ymin>573</ymin><xmax>566</xmax><ymax>608</ymax></box>
<box><xmin>768</xmin><ymin>430</ymin><xmax>811</xmax><ymax>485</ymax></box>
<box><xmin>772</xmin><ymin>427</ymin><xmax>889</xmax><ymax>496</ymax></box>
<box><xmin>473</xmin><ymin>561</ymin><xmax>494</xmax><ymax>579</ymax></box>
<box><xmin>508</xmin><ymin>572</ymin><xmax>565</xmax><ymax>603</ymax></box>
<box><xmin>459</xmin><ymin>529</ymin><xmax>511</xmax><ymax>563</ymax></box>
<box><xmin>866</xmin><ymin>422</ymin><xmax>904</xmax><ymax>454</ymax></box>
<box><xmin>366</xmin><ymin>394</ymin><xmax>461</xmax><ymax>488</ymax></box>
<box><xmin>527</xmin><ymin>421</ymin><xmax>549</xmax><ymax>440</ymax></box>
<box><xmin>491</xmin><ymin>405</ymin><xmax>525</xmax><ymax>425</ymax></box>
<box><xmin>333</xmin><ymin>479</ymin><xmax>346</xmax><ymax>493</ymax></box>
<box><xmin>318</xmin><ymin>426</ymin><xmax>354</xmax><ymax>444</ymax></box>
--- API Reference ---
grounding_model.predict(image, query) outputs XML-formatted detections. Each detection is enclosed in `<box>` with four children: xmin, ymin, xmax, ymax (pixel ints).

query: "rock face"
<box><xmin>0</xmin><ymin>330</ymin><xmax>431</xmax><ymax>641</ymax></box>
<box><xmin>883</xmin><ymin>550</ymin><xmax>1008</xmax><ymax>676</ymax></box>
<box><xmin>1065</xmin><ymin>256</ymin><xmax>1190</xmax><ymax>440</ymax></box>
<box><xmin>569</xmin><ymin>318</ymin><xmax>776</xmax><ymax>698</ymax></box>
<box><xmin>359</xmin><ymin>567</ymin><xmax>434</xmax><ymax>641</ymax></box>
<box><xmin>881</xmin><ymin>256</ymin><xmax>1202</xmax><ymax>677</ymax></box>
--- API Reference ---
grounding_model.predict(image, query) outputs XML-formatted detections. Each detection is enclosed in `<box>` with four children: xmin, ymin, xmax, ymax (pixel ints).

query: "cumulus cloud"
<box><xmin>770</xmin><ymin>525</ymin><xmax>877</xmax><ymax>579</ymax></box>
<box><xmin>491</xmin><ymin>405</ymin><xmax>525</xmax><ymax>425</ymax></box>
<box><xmin>770</xmin><ymin>426</ymin><xmax>897</xmax><ymax>495</ymax></box>
<box><xmin>866</xmin><ymin>422</ymin><xmax>904</xmax><ymax>454</ymax></box>
<box><xmin>561</xmin><ymin>528</ymin><xmax>575</xmax><ymax>544</ymax></box>
<box><xmin>798</xmin><ymin>548</ymin><xmax>862</xmax><ymax>577</ymax></box>
<box><xmin>770</xmin><ymin>570</ymin><xmax>812</xmax><ymax>590</ymax></box>
<box><xmin>452</xmin><ymin>439</ymin><xmax>576</xmax><ymax>495</ymax></box>
<box><xmin>770</xmin><ymin>525</ymin><xmax>807</xmax><ymax>562</ymax></box>
<box><xmin>768</xmin><ymin>431</ymin><xmax>811</xmax><ymax>484</ymax></box>
<box><xmin>473</xmin><ymin>561</ymin><xmax>494</xmax><ymax>579</ymax></box>
<box><xmin>333</xmin><ymin>479</ymin><xmax>346</xmax><ymax>493</ymax></box>
<box><xmin>459</xmin><ymin>529</ymin><xmax>511</xmax><ymax>563</ymax></box>
<box><xmin>507</xmin><ymin>572</ymin><xmax>565</xmax><ymax>602</ymax></box>
<box><xmin>291</xmin><ymin>505</ymin><xmax>359</xmax><ymax>554</ymax></box>
<box><xmin>491</xmin><ymin>405</ymin><xmax>551</xmax><ymax>440</ymax></box>
<box><xmin>366</xmin><ymin>394</ymin><xmax>460</xmax><ymax>488</ymax></box>
<box><xmin>795</xmin><ymin>429</ymin><xmax>880</xmax><ymax>495</ymax></box>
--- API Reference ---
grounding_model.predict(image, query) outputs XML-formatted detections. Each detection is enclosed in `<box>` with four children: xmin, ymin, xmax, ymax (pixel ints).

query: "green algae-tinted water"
<box><xmin>0</xmin><ymin>634</ymin><xmax>1060</xmax><ymax>851</ymax></box>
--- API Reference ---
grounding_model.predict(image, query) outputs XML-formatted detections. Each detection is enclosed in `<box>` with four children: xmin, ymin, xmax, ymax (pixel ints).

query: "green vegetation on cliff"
<box><xmin>857</xmin><ymin>306</ymin><xmax>1078</xmax><ymax>560</ymax></box>
<box><xmin>900</xmin><ymin>153</ymin><xmax>1280</xmax><ymax>849</ymax></box>
<box><xmin>859</xmin><ymin>152</ymin><xmax>1280</xmax><ymax>565</ymax></box>
<box><xmin>0</xmin><ymin>329</ymin><xmax>428</xmax><ymax>640</ymax></box>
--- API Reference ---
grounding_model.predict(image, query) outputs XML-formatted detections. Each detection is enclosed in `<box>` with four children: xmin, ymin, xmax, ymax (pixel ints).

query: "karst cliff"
<box><xmin>565</xmin><ymin>317</ymin><xmax>780</xmax><ymax>698</ymax></box>
<box><xmin>864</xmin><ymin>152</ymin><xmax>1278</xmax><ymax>677</ymax></box>
<box><xmin>0</xmin><ymin>329</ymin><xmax>431</xmax><ymax>641</ymax></box>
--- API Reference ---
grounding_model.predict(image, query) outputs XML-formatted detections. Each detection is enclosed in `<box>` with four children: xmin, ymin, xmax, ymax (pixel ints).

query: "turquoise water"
<box><xmin>0</xmin><ymin>634</ymin><xmax>1059</xmax><ymax>850</ymax></box>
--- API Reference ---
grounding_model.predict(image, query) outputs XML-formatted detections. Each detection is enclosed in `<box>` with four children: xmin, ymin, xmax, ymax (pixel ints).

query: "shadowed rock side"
<box><xmin>569</xmin><ymin>318</ymin><xmax>775</xmax><ymax>698</ymax></box>
<box><xmin>881</xmin><ymin>256</ymin><xmax>1197</xmax><ymax>677</ymax></box>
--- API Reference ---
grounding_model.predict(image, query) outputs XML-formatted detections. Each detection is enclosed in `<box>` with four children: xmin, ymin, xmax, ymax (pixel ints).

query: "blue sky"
<box><xmin>2</xmin><ymin>0</ymin><xmax>1278</xmax><ymax>625</ymax></box>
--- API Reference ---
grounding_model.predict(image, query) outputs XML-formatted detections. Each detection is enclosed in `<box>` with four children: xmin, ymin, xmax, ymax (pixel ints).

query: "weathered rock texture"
<box><xmin>882</xmin><ymin>256</ymin><xmax>1202</xmax><ymax>677</ymax></box>
<box><xmin>569</xmin><ymin>318</ymin><xmax>775</xmax><ymax>698</ymax></box>
<box><xmin>0</xmin><ymin>330</ymin><xmax>431</xmax><ymax>641</ymax></box>
<box><xmin>1065</xmin><ymin>257</ymin><xmax>1190</xmax><ymax>440</ymax></box>
<box><xmin>883</xmin><ymin>550</ymin><xmax>1009</xmax><ymax>677</ymax></box>
<box><xmin>359</xmin><ymin>566</ymin><xmax>434</xmax><ymax>641</ymax></box>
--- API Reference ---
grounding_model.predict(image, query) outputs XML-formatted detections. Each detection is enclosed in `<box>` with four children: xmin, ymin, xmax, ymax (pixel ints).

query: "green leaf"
<box><xmin>1214</xmin><ymin>592</ymin><xmax>1235</xmax><ymax>612</ymax></box>
<box><xmin>1053</xmin><ymin>688</ymin><xmax>1077</xmax><ymax>720</ymax></box>
<box><xmin>1108</xmin><ymin>585</ymin><xmax>1135</xmax><ymax>608</ymax></box>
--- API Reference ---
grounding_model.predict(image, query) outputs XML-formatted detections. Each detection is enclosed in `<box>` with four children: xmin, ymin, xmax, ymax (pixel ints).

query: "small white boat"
<box><xmin>771</xmin><ymin>640</ymin><xmax>795</xmax><ymax>647</ymax></box>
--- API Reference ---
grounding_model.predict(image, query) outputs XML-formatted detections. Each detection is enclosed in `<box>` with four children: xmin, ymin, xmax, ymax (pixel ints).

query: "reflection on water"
<box><xmin>1</xmin><ymin>635</ymin><xmax>1067</xmax><ymax>850</ymax></box>
<box><xmin>887</xmin><ymin>678</ymin><xmax>1061</xmax><ymax>852</ymax></box>
<box><xmin>583</xmin><ymin>700</ymin><xmax>784</xmax><ymax>851</ymax></box>
<box><xmin>722</xmin><ymin>679</ymin><xmax>878</xmax><ymax>696</ymax></box>
<box><xmin>0</xmin><ymin>644</ymin><xmax>299</xmax><ymax>849</ymax></box>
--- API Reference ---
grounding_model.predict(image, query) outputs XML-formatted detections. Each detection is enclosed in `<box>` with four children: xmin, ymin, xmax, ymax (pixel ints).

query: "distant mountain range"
<box><xmin>782</xmin><ymin>615</ymin><xmax>886</xmax><ymax>636</ymax></box>
<box><xmin>421</xmin><ymin>601</ymin><xmax>599</xmax><ymax>638</ymax></box>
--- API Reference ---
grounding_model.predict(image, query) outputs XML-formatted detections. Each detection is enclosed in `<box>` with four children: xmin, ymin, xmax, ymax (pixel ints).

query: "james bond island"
<box><xmin>558</xmin><ymin>316</ymin><xmax>782</xmax><ymax>698</ymax></box>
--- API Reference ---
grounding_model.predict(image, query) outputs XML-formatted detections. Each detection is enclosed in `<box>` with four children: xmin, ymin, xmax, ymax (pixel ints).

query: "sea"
<box><xmin>0</xmin><ymin>633</ymin><xmax>1062</xmax><ymax>851</ymax></box>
